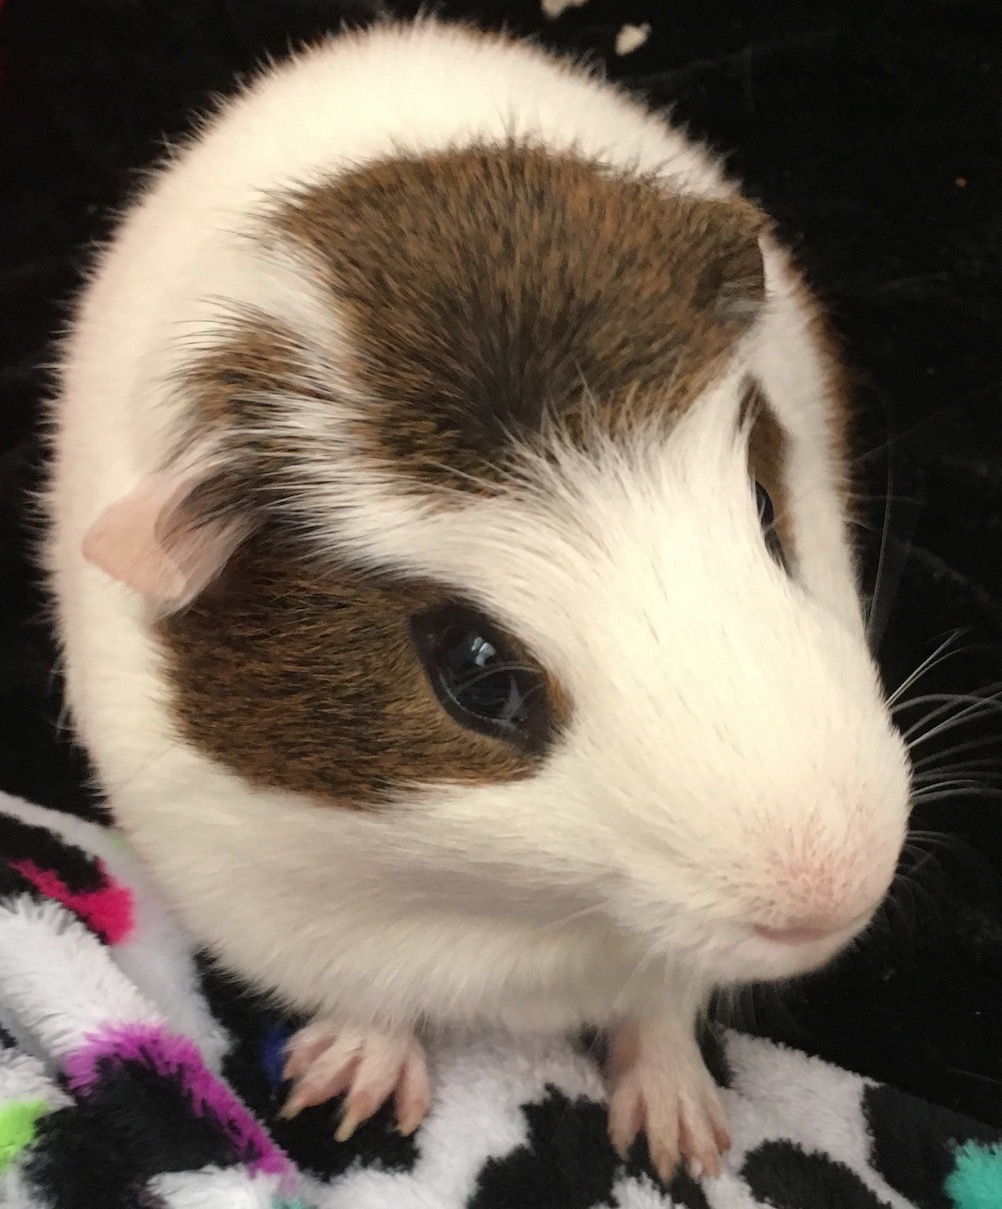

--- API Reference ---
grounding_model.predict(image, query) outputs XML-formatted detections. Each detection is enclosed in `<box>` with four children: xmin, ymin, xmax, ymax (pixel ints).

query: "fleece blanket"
<box><xmin>0</xmin><ymin>791</ymin><xmax>1000</xmax><ymax>1209</ymax></box>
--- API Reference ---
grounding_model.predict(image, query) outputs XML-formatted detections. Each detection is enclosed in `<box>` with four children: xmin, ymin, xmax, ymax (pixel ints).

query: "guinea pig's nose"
<box><xmin>757</xmin><ymin>835</ymin><xmax>900</xmax><ymax>947</ymax></box>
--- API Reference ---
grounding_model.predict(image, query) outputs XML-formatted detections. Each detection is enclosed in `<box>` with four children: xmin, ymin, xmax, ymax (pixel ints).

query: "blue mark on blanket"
<box><xmin>946</xmin><ymin>1140</ymin><xmax>1002</xmax><ymax>1209</ymax></box>
<box><xmin>261</xmin><ymin>1023</ymin><xmax>292</xmax><ymax>1090</ymax></box>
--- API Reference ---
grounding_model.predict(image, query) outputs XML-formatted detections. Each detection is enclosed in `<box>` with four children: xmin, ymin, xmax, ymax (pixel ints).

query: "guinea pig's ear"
<box><xmin>82</xmin><ymin>467</ymin><xmax>252</xmax><ymax>613</ymax></box>
<box><xmin>690</xmin><ymin>196</ymin><xmax>770</xmax><ymax>334</ymax></box>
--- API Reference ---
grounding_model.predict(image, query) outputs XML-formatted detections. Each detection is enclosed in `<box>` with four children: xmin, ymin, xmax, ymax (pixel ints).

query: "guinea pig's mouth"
<box><xmin>749</xmin><ymin>911</ymin><xmax>873</xmax><ymax>948</ymax></box>
<box><xmin>649</xmin><ymin>905</ymin><xmax>881</xmax><ymax>985</ymax></box>
<box><xmin>610</xmin><ymin>873</ymin><xmax>890</xmax><ymax>984</ymax></box>
<box><xmin>729</xmin><ymin>908</ymin><xmax>878</xmax><ymax>979</ymax></box>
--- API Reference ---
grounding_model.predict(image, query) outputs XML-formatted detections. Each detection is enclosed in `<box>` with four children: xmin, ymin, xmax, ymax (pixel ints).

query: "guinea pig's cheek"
<box><xmin>154</xmin><ymin>533</ymin><xmax>544</xmax><ymax>806</ymax></box>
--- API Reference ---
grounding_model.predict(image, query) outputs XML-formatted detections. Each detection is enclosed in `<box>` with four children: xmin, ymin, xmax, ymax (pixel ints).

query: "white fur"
<box><xmin>45</xmin><ymin>20</ymin><xmax>911</xmax><ymax>1048</ymax></box>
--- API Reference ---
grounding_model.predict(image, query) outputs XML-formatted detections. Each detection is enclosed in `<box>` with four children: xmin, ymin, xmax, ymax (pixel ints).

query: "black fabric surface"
<box><xmin>1</xmin><ymin>0</ymin><xmax>1000</xmax><ymax>1131</ymax></box>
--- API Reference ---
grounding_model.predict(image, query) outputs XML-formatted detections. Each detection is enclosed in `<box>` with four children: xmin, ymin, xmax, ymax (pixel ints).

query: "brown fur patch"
<box><xmin>178</xmin><ymin>319</ymin><xmax>303</xmax><ymax>431</ymax></box>
<box><xmin>269</xmin><ymin>143</ymin><xmax>768</xmax><ymax>490</ymax></box>
<box><xmin>157</xmin><ymin>529</ymin><xmax>569</xmax><ymax>806</ymax></box>
<box><xmin>163</xmin><ymin>317</ymin><xmax>339</xmax><ymax>541</ymax></box>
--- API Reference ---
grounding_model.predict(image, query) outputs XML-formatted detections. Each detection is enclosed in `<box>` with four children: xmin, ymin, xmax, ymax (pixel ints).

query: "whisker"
<box><xmin>891</xmin><ymin>866</ymin><xmax>939</xmax><ymax>913</ymax></box>
<box><xmin>880</xmin><ymin>885</ymin><xmax>917</xmax><ymax>939</ymax></box>
<box><xmin>902</xmin><ymin>830</ymin><xmax>985</xmax><ymax>872</ymax></box>
<box><xmin>885</xmin><ymin>631</ymin><xmax>964</xmax><ymax>708</ymax></box>
<box><xmin>910</xmin><ymin>735</ymin><xmax>1002</xmax><ymax>770</ymax></box>
<box><xmin>864</xmin><ymin>433</ymin><xmax>901</xmax><ymax>651</ymax></box>
<box><xmin>943</xmin><ymin>1067</ymin><xmax>1002</xmax><ymax>1089</ymax></box>
<box><xmin>905</xmin><ymin>694</ymin><xmax>1002</xmax><ymax>749</ymax></box>
<box><xmin>907</xmin><ymin>829</ymin><xmax>971</xmax><ymax>851</ymax></box>
<box><xmin>892</xmin><ymin>684</ymin><xmax>1002</xmax><ymax>716</ymax></box>
<box><xmin>849</xmin><ymin>410</ymin><xmax>945</xmax><ymax>469</ymax></box>
<box><xmin>912</xmin><ymin>767</ymin><xmax>1002</xmax><ymax>790</ymax></box>
<box><xmin>902</xmin><ymin>686</ymin><xmax>1002</xmax><ymax>738</ymax></box>
<box><xmin>912</xmin><ymin>757</ymin><xmax>1002</xmax><ymax>778</ymax></box>
<box><xmin>848</xmin><ymin>492</ymin><xmax>929</xmax><ymax>508</ymax></box>
<box><xmin>913</xmin><ymin>775</ymin><xmax>992</xmax><ymax>792</ymax></box>
<box><xmin>912</xmin><ymin>786</ymin><xmax>1002</xmax><ymax>804</ymax></box>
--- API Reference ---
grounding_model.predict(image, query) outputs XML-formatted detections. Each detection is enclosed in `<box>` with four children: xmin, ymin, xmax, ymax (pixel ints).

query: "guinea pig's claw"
<box><xmin>394</xmin><ymin>1057</ymin><xmax>432</xmax><ymax>1137</ymax></box>
<box><xmin>606</xmin><ymin>1020</ymin><xmax>731</xmax><ymax>1185</ymax></box>
<box><xmin>607</xmin><ymin>1084</ymin><xmax>643</xmax><ymax>1160</ymax></box>
<box><xmin>280</xmin><ymin>1023</ymin><xmax>430</xmax><ymax>1141</ymax></box>
<box><xmin>395</xmin><ymin>1104</ymin><xmax>426</xmax><ymax>1138</ymax></box>
<box><xmin>277</xmin><ymin>1092</ymin><xmax>306</xmax><ymax>1121</ymax></box>
<box><xmin>334</xmin><ymin>1101</ymin><xmax>366</xmax><ymax>1143</ymax></box>
<box><xmin>282</xmin><ymin>1024</ymin><xmax>338</xmax><ymax>1084</ymax></box>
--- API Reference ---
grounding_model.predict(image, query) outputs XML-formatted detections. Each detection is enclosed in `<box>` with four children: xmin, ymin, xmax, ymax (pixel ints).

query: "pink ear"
<box><xmin>82</xmin><ymin>472</ymin><xmax>249</xmax><ymax>611</ymax></box>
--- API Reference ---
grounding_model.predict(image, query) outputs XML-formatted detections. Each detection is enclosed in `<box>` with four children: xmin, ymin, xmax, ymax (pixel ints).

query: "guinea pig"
<box><xmin>43</xmin><ymin>16</ymin><xmax>912</xmax><ymax>1182</ymax></box>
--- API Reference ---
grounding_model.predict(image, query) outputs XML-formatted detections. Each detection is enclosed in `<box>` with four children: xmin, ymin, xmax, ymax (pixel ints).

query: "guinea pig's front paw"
<box><xmin>279</xmin><ymin>1021</ymin><xmax>430</xmax><ymax>1141</ymax></box>
<box><xmin>606</xmin><ymin>1019</ymin><xmax>731</xmax><ymax>1184</ymax></box>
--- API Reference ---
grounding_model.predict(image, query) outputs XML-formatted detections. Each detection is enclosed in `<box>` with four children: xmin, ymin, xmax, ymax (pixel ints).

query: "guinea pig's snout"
<box><xmin>749</xmin><ymin>835</ymin><xmax>901</xmax><ymax>950</ymax></box>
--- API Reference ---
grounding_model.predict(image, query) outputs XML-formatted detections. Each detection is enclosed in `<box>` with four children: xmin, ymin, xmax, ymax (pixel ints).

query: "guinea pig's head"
<box><xmin>84</xmin><ymin>143</ymin><xmax>911</xmax><ymax>990</ymax></box>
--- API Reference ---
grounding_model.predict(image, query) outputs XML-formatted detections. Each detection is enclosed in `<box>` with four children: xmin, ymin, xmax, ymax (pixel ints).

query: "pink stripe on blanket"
<box><xmin>10</xmin><ymin>858</ymin><xmax>134</xmax><ymax>944</ymax></box>
<box><xmin>64</xmin><ymin>1022</ymin><xmax>292</xmax><ymax>1178</ymax></box>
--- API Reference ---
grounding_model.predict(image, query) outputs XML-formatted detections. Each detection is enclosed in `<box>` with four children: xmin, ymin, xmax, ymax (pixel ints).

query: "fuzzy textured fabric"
<box><xmin>1</xmin><ymin>0</ymin><xmax>1001</xmax><ymax>1185</ymax></box>
<box><xmin>1</xmin><ymin>790</ymin><xmax>1000</xmax><ymax>1209</ymax></box>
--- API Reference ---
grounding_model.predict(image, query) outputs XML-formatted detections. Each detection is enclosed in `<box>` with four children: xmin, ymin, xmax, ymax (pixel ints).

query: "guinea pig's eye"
<box><xmin>755</xmin><ymin>481</ymin><xmax>788</xmax><ymax>569</ymax></box>
<box><xmin>411</xmin><ymin>604</ymin><xmax>550</xmax><ymax>753</ymax></box>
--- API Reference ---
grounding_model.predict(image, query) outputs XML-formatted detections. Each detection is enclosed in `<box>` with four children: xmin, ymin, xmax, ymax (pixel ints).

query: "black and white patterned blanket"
<box><xmin>1</xmin><ymin>791</ymin><xmax>999</xmax><ymax>1208</ymax></box>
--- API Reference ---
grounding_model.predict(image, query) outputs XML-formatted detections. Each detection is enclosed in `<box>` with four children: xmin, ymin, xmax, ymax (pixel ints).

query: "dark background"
<box><xmin>1</xmin><ymin>0</ymin><xmax>1000</xmax><ymax>1126</ymax></box>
